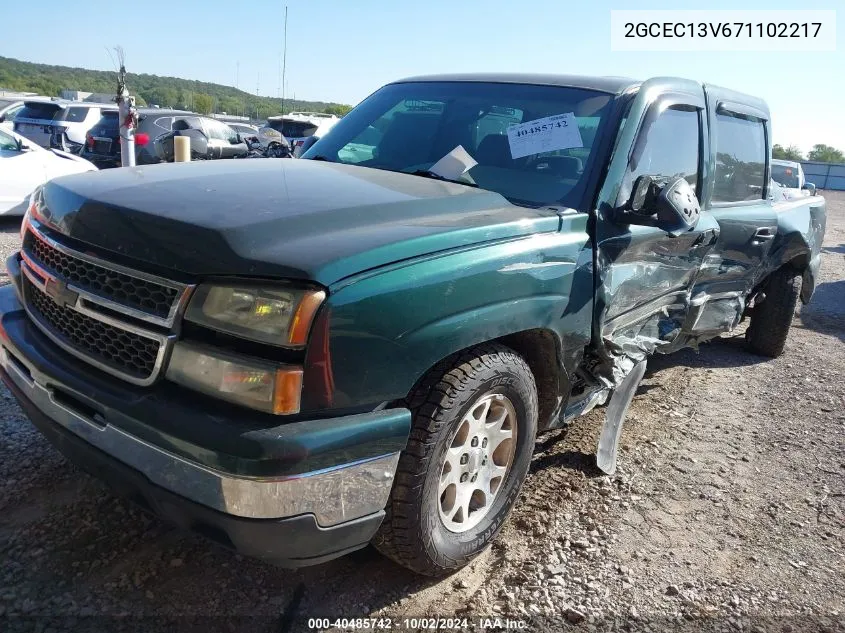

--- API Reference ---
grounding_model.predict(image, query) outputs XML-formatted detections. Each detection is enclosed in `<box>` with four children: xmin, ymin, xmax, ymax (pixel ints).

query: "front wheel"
<box><xmin>746</xmin><ymin>266</ymin><xmax>802</xmax><ymax>358</ymax></box>
<box><xmin>373</xmin><ymin>343</ymin><xmax>538</xmax><ymax>576</ymax></box>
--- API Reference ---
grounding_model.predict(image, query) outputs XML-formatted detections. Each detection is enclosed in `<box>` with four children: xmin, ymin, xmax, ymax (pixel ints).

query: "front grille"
<box><xmin>23</xmin><ymin>231</ymin><xmax>179</xmax><ymax>320</ymax></box>
<box><xmin>24</xmin><ymin>277</ymin><xmax>160</xmax><ymax>380</ymax></box>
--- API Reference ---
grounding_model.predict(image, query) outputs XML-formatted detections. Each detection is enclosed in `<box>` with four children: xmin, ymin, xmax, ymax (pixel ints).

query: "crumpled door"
<box><xmin>592</xmin><ymin>78</ymin><xmax>719</xmax><ymax>382</ymax></box>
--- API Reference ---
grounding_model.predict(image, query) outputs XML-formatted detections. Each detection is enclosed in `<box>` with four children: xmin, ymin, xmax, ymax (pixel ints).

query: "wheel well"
<box><xmin>400</xmin><ymin>330</ymin><xmax>567</xmax><ymax>430</ymax></box>
<box><xmin>785</xmin><ymin>253</ymin><xmax>809</xmax><ymax>271</ymax></box>
<box><xmin>496</xmin><ymin>329</ymin><xmax>565</xmax><ymax>430</ymax></box>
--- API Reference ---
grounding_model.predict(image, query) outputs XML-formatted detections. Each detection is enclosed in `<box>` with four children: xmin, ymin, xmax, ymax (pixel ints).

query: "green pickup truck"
<box><xmin>0</xmin><ymin>74</ymin><xmax>826</xmax><ymax>576</ymax></box>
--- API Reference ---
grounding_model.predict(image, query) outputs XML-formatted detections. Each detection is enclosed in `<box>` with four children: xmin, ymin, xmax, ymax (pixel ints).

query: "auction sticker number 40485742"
<box><xmin>506</xmin><ymin>112</ymin><xmax>584</xmax><ymax>160</ymax></box>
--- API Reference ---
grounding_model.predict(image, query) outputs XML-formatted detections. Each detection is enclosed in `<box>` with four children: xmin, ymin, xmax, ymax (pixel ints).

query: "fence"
<box><xmin>801</xmin><ymin>161</ymin><xmax>845</xmax><ymax>191</ymax></box>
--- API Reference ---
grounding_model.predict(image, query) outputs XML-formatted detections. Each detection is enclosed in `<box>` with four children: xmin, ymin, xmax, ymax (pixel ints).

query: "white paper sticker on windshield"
<box><xmin>428</xmin><ymin>145</ymin><xmax>478</xmax><ymax>181</ymax></box>
<box><xmin>506</xmin><ymin>113</ymin><xmax>583</xmax><ymax>159</ymax></box>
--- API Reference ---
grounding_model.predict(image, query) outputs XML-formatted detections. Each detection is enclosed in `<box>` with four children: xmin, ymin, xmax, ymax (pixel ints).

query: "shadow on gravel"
<box><xmin>645</xmin><ymin>334</ymin><xmax>768</xmax><ymax>374</ymax></box>
<box><xmin>0</xmin><ymin>216</ymin><xmax>23</xmax><ymax>234</ymax></box>
<box><xmin>821</xmin><ymin>243</ymin><xmax>845</xmax><ymax>255</ymax></box>
<box><xmin>799</xmin><ymin>280</ymin><xmax>845</xmax><ymax>341</ymax></box>
<box><xmin>530</xmin><ymin>448</ymin><xmax>604</xmax><ymax>478</ymax></box>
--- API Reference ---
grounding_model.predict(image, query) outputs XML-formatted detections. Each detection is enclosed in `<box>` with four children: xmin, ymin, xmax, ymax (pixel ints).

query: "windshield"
<box><xmin>771</xmin><ymin>163</ymin><xmax>800</xmax><ymax>188</ymax></box>
<box><xmin>302</xmin><ymin>81</ymin><xmax>614</xmax><ymax>208</ymax></box>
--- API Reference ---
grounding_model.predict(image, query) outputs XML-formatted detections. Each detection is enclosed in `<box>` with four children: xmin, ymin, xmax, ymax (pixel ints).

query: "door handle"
<box><xmin>753</xmin><ymin>227</ymin><xmax>776</xmax><ymax>241</ymax></box>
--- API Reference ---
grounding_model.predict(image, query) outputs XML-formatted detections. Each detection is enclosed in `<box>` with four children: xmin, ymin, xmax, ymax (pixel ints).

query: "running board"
<box><xmin>596</xmin><ymin>361</ymin><xmax>647</xmax><ymax>475</ymax></box>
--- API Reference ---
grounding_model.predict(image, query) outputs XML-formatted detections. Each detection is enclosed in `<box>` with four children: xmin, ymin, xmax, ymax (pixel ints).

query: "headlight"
<box><xmin>185</xmin><ymin>284</ymin><xmax>325</xmax><ymax>347</ymax></box>
<box><xmin>21</xmin><ymin>188</ymin><xmax>41</xmax><ymax>239</ymax></box>
<box><xmin>166</xmin><ymin>342</ymin><xmax>303</xmax><ymax>414</ymax></box>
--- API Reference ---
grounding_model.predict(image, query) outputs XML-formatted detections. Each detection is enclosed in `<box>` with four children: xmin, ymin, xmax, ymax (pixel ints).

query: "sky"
<box><xmin>1</xmin><ymin>0</ymin><xmax>842</xmax><ymax>153</ymax></box>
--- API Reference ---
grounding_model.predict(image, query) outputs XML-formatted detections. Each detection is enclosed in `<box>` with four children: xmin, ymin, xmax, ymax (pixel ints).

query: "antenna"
<box><xmin>281</xmin><ymin>5</ymin><xmax>288</xmax><ymax>114</ymax></box>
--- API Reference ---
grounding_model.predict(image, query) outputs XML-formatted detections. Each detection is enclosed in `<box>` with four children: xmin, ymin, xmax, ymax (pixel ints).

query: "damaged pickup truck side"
<box><xmin>0</xmin><ymin>74</ymin><xmax>826</xmax><ymax>576</ymax></box>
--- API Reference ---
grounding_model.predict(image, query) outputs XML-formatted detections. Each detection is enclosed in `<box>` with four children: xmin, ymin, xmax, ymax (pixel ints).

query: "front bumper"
<box><xmin>0</xmin><ymin>280</ymin><xmax>410</xmax><ymax>566</ymax></box>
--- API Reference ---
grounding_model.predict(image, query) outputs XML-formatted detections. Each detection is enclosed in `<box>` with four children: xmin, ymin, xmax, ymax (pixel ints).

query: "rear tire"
<box><xmin>746</xmin><ymin>266</ymin><xmax>802</xmax><ymax>358</ymax></box>
<box><xmin>373</xmin><ymin>343</ymin><xmax>537</xmax><ymax>576</ymax></box>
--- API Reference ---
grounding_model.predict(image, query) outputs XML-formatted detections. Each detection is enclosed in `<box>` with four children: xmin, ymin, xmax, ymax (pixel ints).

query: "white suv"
<box><xmin>12</xmin><ymin>100</ymin><xmax>118</xmax><ymax>153</ymax></box>
<box><xmin>258</xmin><ymin>111</ymin><xmax>339</xmax><ymax>156</ymax></box>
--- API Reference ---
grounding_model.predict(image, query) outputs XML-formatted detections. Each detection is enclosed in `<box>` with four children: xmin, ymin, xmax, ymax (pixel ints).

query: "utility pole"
<box><xmin>114</xmin><ymin>47</ymin><xmax>137</xmax><ymax>167</ymax></box>
<box><xmin>281</xmin><ymin>5</ymin><xmax>288</xmax><ymax>114</ymax></box>
<box><xmin>236</xmin><ymin>61</ymin><xmax>240</xmax><ymax>90</ymax></box>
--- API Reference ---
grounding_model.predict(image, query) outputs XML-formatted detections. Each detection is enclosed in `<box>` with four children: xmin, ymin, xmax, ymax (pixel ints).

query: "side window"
<box><xmin>627</xmin><ymin>105</ymin><xmax>700</xmax><ymax>193</ymax></box>
<box><xmin>0</xmin><ymin>129</ymin><xmax>19</xmax><ymax>151</ymax></box>
<box><xmin>153</xmin><ymin>117</ymin><xmax>174</xmax><ymax>132</ymax></box>
<box><xmin>712</xmin><ymin>113</ymin><xmax>766</xmax><ymax>203</ymax></box>
<box><xmin>5</xmin><ymin>104</ymin><xmax>23</xmax><ymax>122</ymax></box>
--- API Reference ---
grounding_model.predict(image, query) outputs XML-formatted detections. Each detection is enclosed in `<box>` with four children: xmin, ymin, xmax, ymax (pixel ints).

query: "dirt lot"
<box><xmin>0</xmin><ymin>192</ymin><xmax>842</xmax><ymax>633</ymax></box>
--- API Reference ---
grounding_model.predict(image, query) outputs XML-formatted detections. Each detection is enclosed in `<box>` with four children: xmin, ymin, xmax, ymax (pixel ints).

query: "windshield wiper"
<box><xmin>406</xmin><ymin>170</ymin><xmax>478</xmax><ymax>188</ymax></box>
<box><xmin>307</xmin><ymin>155</ymin><xmax>333</xmax><ymax>162</ymax></box>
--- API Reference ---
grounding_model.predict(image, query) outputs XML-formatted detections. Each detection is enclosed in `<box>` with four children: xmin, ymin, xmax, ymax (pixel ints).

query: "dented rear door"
<box><xmin>688</xmin><ymin>86</ymin><xmax>778</xmax><ymax>323</ymax></box>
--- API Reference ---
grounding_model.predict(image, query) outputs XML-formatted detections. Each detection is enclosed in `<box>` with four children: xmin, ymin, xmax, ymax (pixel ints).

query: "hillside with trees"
<box><xmin>0</xmin><ymin>56</ymin><xmax>353</xmax><ymax>121</ymax></box>
<box><xmin>771</xmin><ymin>143</ymin><xmax>844</xmax><ymax>164</ymax></box>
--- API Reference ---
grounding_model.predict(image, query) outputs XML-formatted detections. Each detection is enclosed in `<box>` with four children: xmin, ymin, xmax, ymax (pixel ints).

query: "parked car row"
<box><xmin>258</xmin><ymin>111</ymin><xmax>339</xmax><ymax>156</ymax></box>
<box><xmin>80</xmin><ymin>109</ymin><xmax>250</xmax><ymax>168</ymax></box>
<box><xmin>5</xmin><ymin>98</ymin><xmax>265</xmax><ymax>167</ymax></box>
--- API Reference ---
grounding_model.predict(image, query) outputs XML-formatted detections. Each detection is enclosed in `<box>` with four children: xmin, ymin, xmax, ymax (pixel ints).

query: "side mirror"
<box><xmin>655</xmin><ymin>177</ymin><xmax>701</xmax><ymax>236</ymax></box>
<box><xmin>615</xmin><ymin>175</ymin><xmax>700</xmax><ymax>236</ymax></box>
<box><xmin>802</xmin><ymin>182</ymin><xmax>816</xmax><ymax>196</ymax></box>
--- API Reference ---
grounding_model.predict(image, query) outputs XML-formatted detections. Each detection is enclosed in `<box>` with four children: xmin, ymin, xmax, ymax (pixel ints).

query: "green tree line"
<box><xmin>773</xmin><ymin>143</ymin><xmax>844</xmax><ymax>163</ymax></box>
<box><xmin>0</xmin><ymin>56</ymin><xmax>352</xmax><ymax>121</ymax></box>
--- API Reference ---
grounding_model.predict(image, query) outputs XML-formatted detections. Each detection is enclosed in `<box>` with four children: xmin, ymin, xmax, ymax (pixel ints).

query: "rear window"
<box><xmin>771</xmin><ymin>163</ymin><xmax>800</xmax><ymax>188</ymax></box>
<box><xmin>268</xmin><ymin>120</ymin><xmax>318</xmax><ymax>138</ymax></box>
<box><xmin>58</xmin><ymin>107</ymin><xmax>92</xmax><ymax>123</ymax></box>
<box><xmin>15</xmin><ymin>102</ymin><xmax>62</xmax><ymax>123</ymax></box>
<box><xmin>94</xmin><ymin>111</ymin><xmax>119</xmax><ymax>131</ymax></box>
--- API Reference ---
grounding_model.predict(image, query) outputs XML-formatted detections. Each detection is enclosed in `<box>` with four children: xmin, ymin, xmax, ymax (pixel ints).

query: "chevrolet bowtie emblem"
<box><xmin>43</xmin><ymin>278</ymin><xmax>79</xmax><ymax>308</ymax></box>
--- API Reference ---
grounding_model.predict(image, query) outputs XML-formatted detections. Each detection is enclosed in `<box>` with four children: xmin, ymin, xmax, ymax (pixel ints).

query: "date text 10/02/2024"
<box><xmin>307</xmin><ymin>617</ymin><xmax>529</xmax><ymax>630</ymax></box>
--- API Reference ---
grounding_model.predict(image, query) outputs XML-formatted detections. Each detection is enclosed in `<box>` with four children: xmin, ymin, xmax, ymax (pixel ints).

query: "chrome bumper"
<box><xmin>0</xmin><ymin>344</ymin><xmax>399</xmax><ymax>527</ymax></box>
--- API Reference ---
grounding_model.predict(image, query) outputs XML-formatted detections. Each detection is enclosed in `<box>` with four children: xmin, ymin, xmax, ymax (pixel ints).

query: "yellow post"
<box><xmin>173</xmin><ymin>136</ymin><xmax>191</xmax><ymax>162</ymax></box>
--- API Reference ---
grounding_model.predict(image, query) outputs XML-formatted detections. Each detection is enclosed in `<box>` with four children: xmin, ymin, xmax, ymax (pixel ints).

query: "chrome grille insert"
<box><xmin>18</xmin><ymin>221</ymin><xmax>191</xmax><ymax>386</ymax></box>
<box><xmin>24</xmin><ymin>276</ymin><xmax>161</xmax><ymax>381</ymax></box>
<box><xmin>21</xmin><ymin>223</ymin><xmax>188</xmax><ymax>328</ymax></box>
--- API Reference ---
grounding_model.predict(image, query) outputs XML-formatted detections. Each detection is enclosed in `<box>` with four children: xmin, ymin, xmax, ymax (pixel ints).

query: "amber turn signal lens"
<box><xmin>274</xmin><ymin>368</ymin><xmax>304</xmax><ymax>415</ymax></box>
<box><xmin>288</xmin><ymin>290</ymin><xmax>326</xmax><ymax>346</ymax></box>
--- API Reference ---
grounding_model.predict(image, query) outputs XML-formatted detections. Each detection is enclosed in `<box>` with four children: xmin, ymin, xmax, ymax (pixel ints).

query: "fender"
<box><xmin>302</xmin><ymin>221</ymin><xmax>594</xmax><ymax>413</ymax></box>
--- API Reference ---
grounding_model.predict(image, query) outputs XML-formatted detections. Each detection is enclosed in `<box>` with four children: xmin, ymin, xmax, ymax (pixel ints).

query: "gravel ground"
<box><xmin>0</xmin><ymin>192</ymin><xmax>843</xmax><ymax>633</ymax></box>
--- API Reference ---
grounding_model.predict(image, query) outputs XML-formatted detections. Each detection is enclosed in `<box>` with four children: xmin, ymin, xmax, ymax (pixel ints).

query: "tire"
<box><xmin>746</xmin><ymin>266</ymin><xmax>802</xmax><ymax>358</ymax></box>
<box><xmin>373</xmin><ymin>343</ymin><xmax>538</xmax><ymax>576</ymax></box>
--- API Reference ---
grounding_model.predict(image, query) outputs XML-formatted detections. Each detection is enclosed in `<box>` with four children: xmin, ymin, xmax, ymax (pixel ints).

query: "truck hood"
<box><xmin>38</xmin><ymin>159</ymin><xmax>560</xmax><ymax>286</ymax></box>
